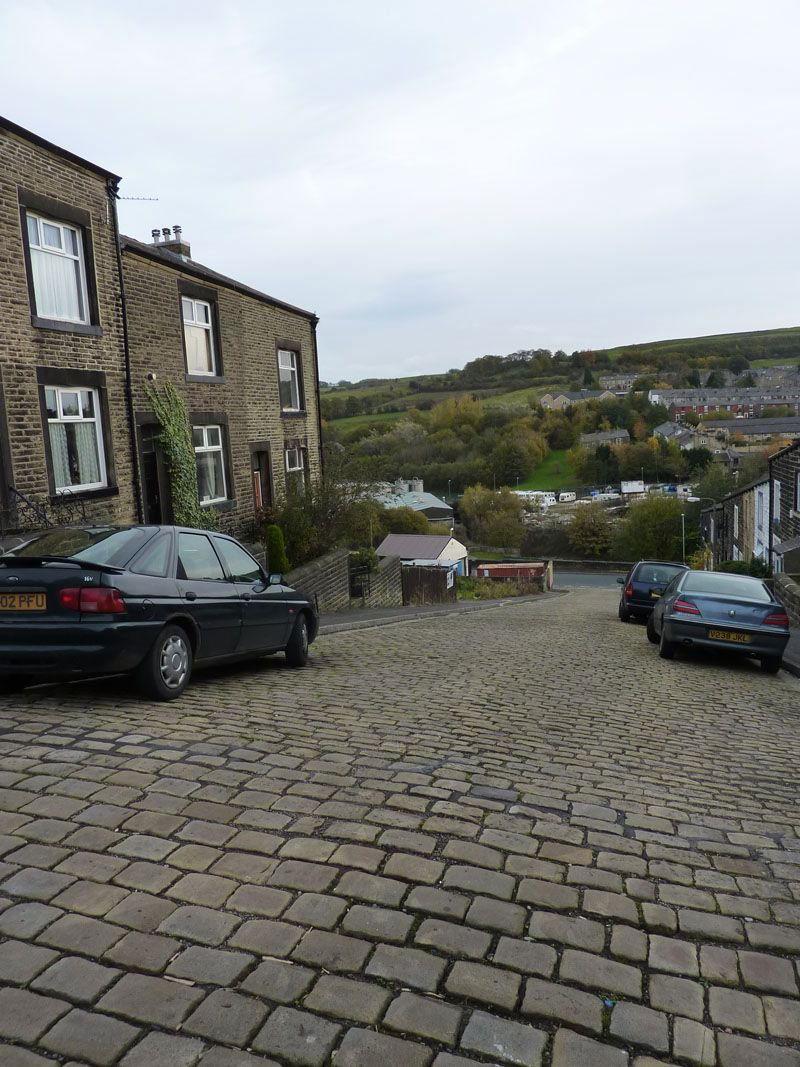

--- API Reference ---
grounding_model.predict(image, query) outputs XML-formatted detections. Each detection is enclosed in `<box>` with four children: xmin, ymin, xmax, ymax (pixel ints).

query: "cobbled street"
<box><xmin>1</xmin><ymin>588</ymin><xmax>799</xmax><ymax>1067</ymax></box>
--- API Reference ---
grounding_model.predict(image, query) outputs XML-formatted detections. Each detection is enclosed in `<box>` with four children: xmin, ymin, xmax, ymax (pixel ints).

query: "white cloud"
<box><xmin>2</xmin><ymin>0</ymin><xmax>799</xmax><ymax>381</ymax></box>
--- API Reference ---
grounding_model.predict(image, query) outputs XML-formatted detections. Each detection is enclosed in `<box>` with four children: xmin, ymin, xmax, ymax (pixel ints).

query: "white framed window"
<box><xmin>773</xmin><ymin>478</ymin><xmax>781</xmax><ymax>521</ymax></box>
<box><xmin>182</xmin><ymin>297</ymin><xmax>218</xmax><ymax>376</ymax></box>
<box><xmin>193</xmin><ymin>424</ymin><xmax>227</xmax><ymax>504</ymax></box>
<box><xmin>44</xmin><ymin>386</ymin><xmax>107</xmax><ymax>493</ymax></box>
<box><xmin>733</xmin><ymin>503</ymin><xmax>739</xmax><ymax>538</ymax></box>
<box><xmin>756</xmin><ymin>490</ymin><xmax>764</xmax><ymax>529</ymax></box>
<box><xmin>278</xmin><ymin>349</ymin><xmax>302</xmax><ymax>411</ymax></box>
<box><xmin>285</xmin><ymin>445</ymin><xmax>306</xmax><ymax>492</ymax></box>
<box><xmin>26</xmin><ymin>213</ymin><xmax>90</xmax><ymax>324</ymax></box>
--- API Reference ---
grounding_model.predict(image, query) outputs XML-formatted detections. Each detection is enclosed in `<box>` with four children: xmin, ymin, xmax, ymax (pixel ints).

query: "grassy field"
<box><xmin>326</xmin><ymin>410</ymin><xmax>406</xmax><ymax>431</ymax></box>
<box><xmin>515</xmin><ymin>449</ymin><xmax>579</xmax><ymax>491</ymax></box>
<box><xmin>750</xmin><ymin>356</ymin><xmax>800</xmax><ymax>368</ymax></box>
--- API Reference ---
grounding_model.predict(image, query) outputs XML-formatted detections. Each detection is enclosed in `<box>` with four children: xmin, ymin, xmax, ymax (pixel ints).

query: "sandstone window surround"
<box><xmin>18</xmin><ymin>188</ymin><xmax>103</xmax><ymax>337</ymax></box>
<box><xmin>36</xmin><ymin>367</ymin><xmax>118</xmax><ymax>502</ymax></box>
<box><xmin>278</xmin><ymin>348</ymin><xmax>304</xmax><ymax>412</ymax></box>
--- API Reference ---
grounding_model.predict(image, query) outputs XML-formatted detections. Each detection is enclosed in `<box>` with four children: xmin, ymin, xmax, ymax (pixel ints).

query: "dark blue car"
<box><xmin>647</xmin><ymin>569</ymin><xmax>790</xmax><ymax>673</ymax></box>
<box><xmin>618</xmin><ymin>560</ymin><xmax>689</xmax><ymax>621</ymax></box>
<box><xmin>0</xmin><ymin>525</ymin><xmax>317</xmax><ymax>700</ymax></box>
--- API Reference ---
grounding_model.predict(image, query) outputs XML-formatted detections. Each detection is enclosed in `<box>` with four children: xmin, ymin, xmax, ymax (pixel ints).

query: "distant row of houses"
<box><xmin>648</xmin><ymin>386</ymin><xmax>800</xmax><ymax>418</ymax></box>
<box><xmin>702</xmin><ymin>441</ymin><xmax>800</xmax><ymax>573</ymax></box>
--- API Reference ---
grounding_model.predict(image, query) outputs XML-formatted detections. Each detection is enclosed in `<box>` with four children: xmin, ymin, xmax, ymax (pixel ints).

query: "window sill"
<box><xmin>281</xmin><ymin>409</ymin><xmax>307</xmax><ymax>418</ymax></box>
<box><xmin>185</xmin><ymin>373</ymin><xmax>226</xmax><ymax>384</ymax></box>
<box><xmin>32</xmin><ymin>317</ymin><xmax>102</xmax><ymax>337</ymax></box>
<box><xmin>49</xmin><ymin>485</ymin><xmax>119</xmax><ymax>504</ymax></box>
<box><xmin>201</xmin><ymin>499</ymin><xmax>235</xmax><ymax>513</ymax></box>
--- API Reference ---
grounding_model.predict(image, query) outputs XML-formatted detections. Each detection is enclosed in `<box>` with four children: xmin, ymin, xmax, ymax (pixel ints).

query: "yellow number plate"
<box><xmin>0</xmin><ymin>591</ymin><xmax>47</xmax><ymax>611</ymax></box>
<box><xmin>708</xmin><ymin>629</ymin><xmax>751</xmax><ymax>644</ymax></box>
<box><xmin>650</xmin><ymin>591</ymin><xmax>661</xmax><ymax>598</ymax></box>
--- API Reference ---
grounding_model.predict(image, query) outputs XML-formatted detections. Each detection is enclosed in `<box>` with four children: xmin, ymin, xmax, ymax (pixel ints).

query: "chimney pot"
<box><xmin>162</xmin><ymin>227</ymin><xmax>171</xmax><ymax>240</ymax></box>
<box><xmin>151</xmin><ymin>228</ymin><xmax>160</xmax><ymax>243</ymax></box>
<box><xmin>173</xmin><ymin>224</ymin><xmax>182</xmax><ymax>239</ymax></box>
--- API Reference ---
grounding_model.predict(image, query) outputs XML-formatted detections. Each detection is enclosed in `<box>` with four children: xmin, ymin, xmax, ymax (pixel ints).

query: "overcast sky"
<box><xmin>2</xmin><ymin>1</ymin><xmax>799</xmax><ymax>382</ymax></box>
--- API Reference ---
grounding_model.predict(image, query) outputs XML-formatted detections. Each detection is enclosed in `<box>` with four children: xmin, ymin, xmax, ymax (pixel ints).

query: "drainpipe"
<box><xmin>310</xmin><ymin>316</ymin><xmax>324</xmax><ymax>478</ymax></box>
<box><xmin>107</xmin><ymin>179</ymin><xmax>143</xmax><ymax>523</ymax></box>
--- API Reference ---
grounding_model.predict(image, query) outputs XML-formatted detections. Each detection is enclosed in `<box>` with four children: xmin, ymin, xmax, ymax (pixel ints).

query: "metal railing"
<box><xmin>0</xmin><ymin>486</ymin><xmax>87</xmax><ymax>536</ymax></box>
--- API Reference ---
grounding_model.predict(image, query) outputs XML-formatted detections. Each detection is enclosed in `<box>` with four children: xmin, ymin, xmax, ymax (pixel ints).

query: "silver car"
<box><xmin>647</xmin><ymin>570</ymin><xmax>790</xmax><ymax>673</ymax></box>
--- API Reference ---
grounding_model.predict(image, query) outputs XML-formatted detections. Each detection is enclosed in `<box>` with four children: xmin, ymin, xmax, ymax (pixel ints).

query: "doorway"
<box><xmin>139</xmin><ymin>424</ymin><xmax>171</xmax><ymax>524</ymax></box>
<box><xmin>250</xmin><ymin>445</ymin><xmax>273</xmax><ymax>513</ymax></box>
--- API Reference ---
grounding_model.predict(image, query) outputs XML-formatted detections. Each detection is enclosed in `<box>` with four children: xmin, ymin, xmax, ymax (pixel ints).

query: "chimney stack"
<box><xmin>151</xmin><ymin>224</ymin><xmax>191</xmax><ymax>260</ymax></box>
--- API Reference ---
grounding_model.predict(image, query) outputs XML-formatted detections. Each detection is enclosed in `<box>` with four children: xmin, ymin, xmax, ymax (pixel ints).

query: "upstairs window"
<box><xmin>278</xmin><ymin>349</ymin><xmax>302</xmax><ymax>411</ymax></box>
<box><xmin>26</xmin><ymin>213</ymin><xmax>90</xmax><ymax>324</ymax></box>
<box><xmin>285</xmin><ymin>445</ymin><xmax>306</xmax><ymax>493</ymax></box>
<box><xmin>182</xmin><ymin>297</ymin><xmax>218</xmax><ymax>376</ymax></box>
<box><xmin>193</xmin><ymin>424</ymin><xmax>228</xmax><ymax>504</ymax></box>
<box><xmin>44</xmin><ymin>386</ymin><xmax>106</xmax><ymax>493</ymax></box>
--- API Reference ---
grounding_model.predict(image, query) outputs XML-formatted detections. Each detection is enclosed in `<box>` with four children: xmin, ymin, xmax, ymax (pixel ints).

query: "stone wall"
<box><xmin>775</xmin><ymin>573</ymin><xmax>800</xmax><ymax>626</ymax></box>
<box><xmin>286</xmin><ymin>548</ymin><xmax>350</xmax><ymax>614</ymax></box>
<box><xmin>361</xmin><ymin>554</ymin><xmax>403</xmax><ymax>608</ymax></box>
<box><xmin>0</xmin><ymin>123</ymin><xmax>136</xmax><ymax>526</ymax></box>
<box><xmin>122</xmin><ymin>242</ymin><xmax>322</xmax><ymax>538</ymax></box>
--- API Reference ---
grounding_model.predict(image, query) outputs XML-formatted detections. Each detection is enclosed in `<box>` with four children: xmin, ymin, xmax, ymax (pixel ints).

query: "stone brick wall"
<box><xmin>285</xmin><ymin>548</ymin><xmax>350</xmax><ymax>614</ymax></box>
<box><xmin>0</xmin><ymin>125</ymin><xmax>136</xmax><ymax>525</ymax></box>
<box><xmin>122</xmin><ymin>245</ymin><xmax>322</xmax><ymax>538</ymax></box>
<box><xmin>771</xmin><ymin>442</ymin><xmax>800</xmax><ymax>546</ymax></box>
<box><xmin>361</xmin><ymin>554</ymin><xmax>403</xmax><ymax>608</ymax></box>
<box><xmin>774</xmin><ymin>573</ymin><xmax>800</xmax><ymax>626</ymax></box>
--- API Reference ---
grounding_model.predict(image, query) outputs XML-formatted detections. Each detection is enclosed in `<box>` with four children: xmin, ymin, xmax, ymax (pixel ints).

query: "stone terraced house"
<box><xmin>0</xmin><ymin>115</ymin><xmax>322</xmax><ymax>539</ymax></box>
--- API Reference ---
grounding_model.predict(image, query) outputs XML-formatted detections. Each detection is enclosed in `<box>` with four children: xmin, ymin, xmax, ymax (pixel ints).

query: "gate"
<box><xmin>401</xmin><ymin>565</ymin><xmax>457</xmax><ymax>606</ymax></box>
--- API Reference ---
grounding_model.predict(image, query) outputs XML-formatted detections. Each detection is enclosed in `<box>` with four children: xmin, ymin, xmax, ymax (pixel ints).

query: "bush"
<box><xmin>718</xmin><ymin>558</ymin><xmax>771</xmax><ymax>578</ymax></box>
<box><xmin>457</xmin><ymin>576</ymin><xmax>523</xmax><ymax>600</ymax></box>
<box><xmin>613</xmin><ymin>496</ymin><xmax>687</xmax><ymax>562</ymax></box>
<box><xmin>265</xmin><ymin>525</ymin><xmax>289</xmax><ymax>574</ymax></box>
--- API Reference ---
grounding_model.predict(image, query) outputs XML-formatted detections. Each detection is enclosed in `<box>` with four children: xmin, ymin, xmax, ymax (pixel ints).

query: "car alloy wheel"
<box><xmin>160</xmin><ymin>634</ymin><xmax>189</xmax><ymax>690</ymax></box>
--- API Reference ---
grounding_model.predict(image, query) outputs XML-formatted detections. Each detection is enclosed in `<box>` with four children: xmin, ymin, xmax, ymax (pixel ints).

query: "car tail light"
<box><xmin>625</xmin><ymin>583</ymin><xmax>634</xmax><ymax>597</ymax></box>
<box><xmin>764</xmin><ymin>610</ymin><xmax>790</xmax><ymax>627</ymax></box>
<box><xmin>59</xmin><ymin>587</ymin><xmax>126</xmax><ymax>614</ymax></box>
<box><xmin>673</xmin><ymin>597</ymin><xmax>701</xmax><ymax>615</ymax></box>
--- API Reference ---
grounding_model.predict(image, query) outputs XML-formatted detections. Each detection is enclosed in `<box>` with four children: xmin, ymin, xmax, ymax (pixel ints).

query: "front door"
<box><xmin>140</xmin><ymin>424</ymin><xmax>171</xmax><ymax>524</ymax></box>
<box><xmin>213</xmin><ymin>535</ymin><xmax>289</xmax><ymax>651</ymax></box>
<box><xmin>251</xmin><ymin>448</ymin><xmax>273</xmax><ymax>512</ymax></box>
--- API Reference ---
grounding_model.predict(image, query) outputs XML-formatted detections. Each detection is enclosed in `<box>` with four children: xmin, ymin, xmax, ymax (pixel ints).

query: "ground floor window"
<box><xmin>193</xmin><ymin>424</ymin><xmax>228</xmax><ymax>504</ymax></box>
<box><xmin>44</xmin><ymin>385</ymin><xmax>106</xmax><ymax>493</ymax></box>
<box><xmin>285</xmin><ymin>445</ymin><xmax>306</xmax><ymax>493</ymax></box>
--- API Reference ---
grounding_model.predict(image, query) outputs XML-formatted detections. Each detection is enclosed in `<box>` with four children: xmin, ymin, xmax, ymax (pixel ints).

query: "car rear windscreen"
<box><xmin>682</xmin><ymin>572</ymin><xmax>771</xmax><ymax>601</ymax></box>
<box><xmin>9</xmin><ymin>528</ymin><xmax>154</xmax><ymax>567</ymax></box>
<box><xmin>635</xmin><ymin>564</ymin><xmax>685</xmax><ymax>584</ymax></box>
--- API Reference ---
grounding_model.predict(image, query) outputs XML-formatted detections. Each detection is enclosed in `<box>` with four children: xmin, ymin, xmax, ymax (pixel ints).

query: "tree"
<box><xmin>266</xmin><ymin>525</ymin><xmax>290</xmax><ymax>573</ymax></box>
<box><xmin>693</xmin><ymin>463</ymin><xmax>736</xmax><ymax>502</ymax></box>
<box><xmin>614</xmin><ymin>496</ymin><xmax>685</xmax><ymax>561</ymax></box>
<box><xmin>727</xmin><ymin>355</ymin><xmax>750</xmax><ymax>373</ymax></box>
<box><xmin>460</xmin><ymin>485</ymin><xmax>522</xmax><ymax>544</ymax></box>
<box><xmin>684</xmin><ymin>447</ymin><xmax>713</xmax><ymax>474</ymax></box>
<box><xmin>484</xmin><ymin>511</ymin><xmax>524</xmax><ymax>550</ymax></box>
<box><xmin>567</xmin><ymin>503</ymin><xmax>612</xmax><ymax>558</ymax></box>
<box><xmin>705</xmin><ymin>370</ymin><xmax>726</xmax><ymax>388</ymax></box>
<box><xmin>381</xmin><ymin>507</ymin><xmax>430</xmax><ymax>535</ymax></box>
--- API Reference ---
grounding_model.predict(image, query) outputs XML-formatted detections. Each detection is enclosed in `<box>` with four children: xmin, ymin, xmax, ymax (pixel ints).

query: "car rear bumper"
<box><xmin>0</xmin><ymin>620</ymin><xmax>162</xmax><ymax>678</ymax></box>
<box><xmin>623</xmin><ymin>597</ymin><xmax>659</xmax><ymax>615</ymax></box>
<box><xmin>662</xmin><ymin>618</ymin><xmax>790</xmax><ymax>658</ymax></box>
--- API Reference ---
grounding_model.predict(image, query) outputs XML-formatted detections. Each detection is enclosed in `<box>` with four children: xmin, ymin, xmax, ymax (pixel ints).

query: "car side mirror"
<box><xmin>616</xmin><ymin>577</ymin><xmax>625</xmax><ymax>584</ymax></box>
<box><xmin>268</xmin><ymin>573</ymin><xmax>284</xmax><ymax>586</ymax></box>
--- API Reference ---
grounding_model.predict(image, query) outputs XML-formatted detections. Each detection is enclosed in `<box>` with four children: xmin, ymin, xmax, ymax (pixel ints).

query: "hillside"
<box><xmin>321</xmin><ymin>325</ymin><xmax>800</xmax><ymax>426</ymax></box>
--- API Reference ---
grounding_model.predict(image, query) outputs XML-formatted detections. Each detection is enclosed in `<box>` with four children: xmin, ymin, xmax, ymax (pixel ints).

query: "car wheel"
<box><xmin>285</xmin><ymin>614</ymin><xmax>310</xmax><ymax>668</ymax></box>
<box><xmin>618</xmin><ymin>603</ymin><xmax>631</xmax><ymax>622</ymax></box>
<box><xmin>0</xmin><ymin>674</ymin><xmax>30</xmax><ymax>695</ymax></box>
<box><xmin>659</xmin><ymin>629</ymin><xmax>676</xmax><ymax>660</ymax></box>
<box><xmin>646</xmin><ymin>614</ymin><xmax>659</xmax><ymax>645</ymax></box>
<box><xmin>135</xmin><ymin>624</ymin><xmax>193</xmax><ymax>701</ymax></box>
<box><xmin>760</xmin><ymin>656</ymin><xmax>781</xmax><ymax>674</ymax></box>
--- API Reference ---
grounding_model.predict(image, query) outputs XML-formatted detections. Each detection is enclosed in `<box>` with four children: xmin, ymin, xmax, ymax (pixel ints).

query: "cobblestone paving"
<box><xmin>0</xmin><ymin>588</ymin><xmax>799</xmax><ymax>1066</ymax></box>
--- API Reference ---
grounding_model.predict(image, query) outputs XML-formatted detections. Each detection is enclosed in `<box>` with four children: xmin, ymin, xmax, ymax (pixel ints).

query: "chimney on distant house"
<box><xmin>151</xmin><ymin>224</ymin><xmax>191</xmax><ymax>260</ymax></box>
